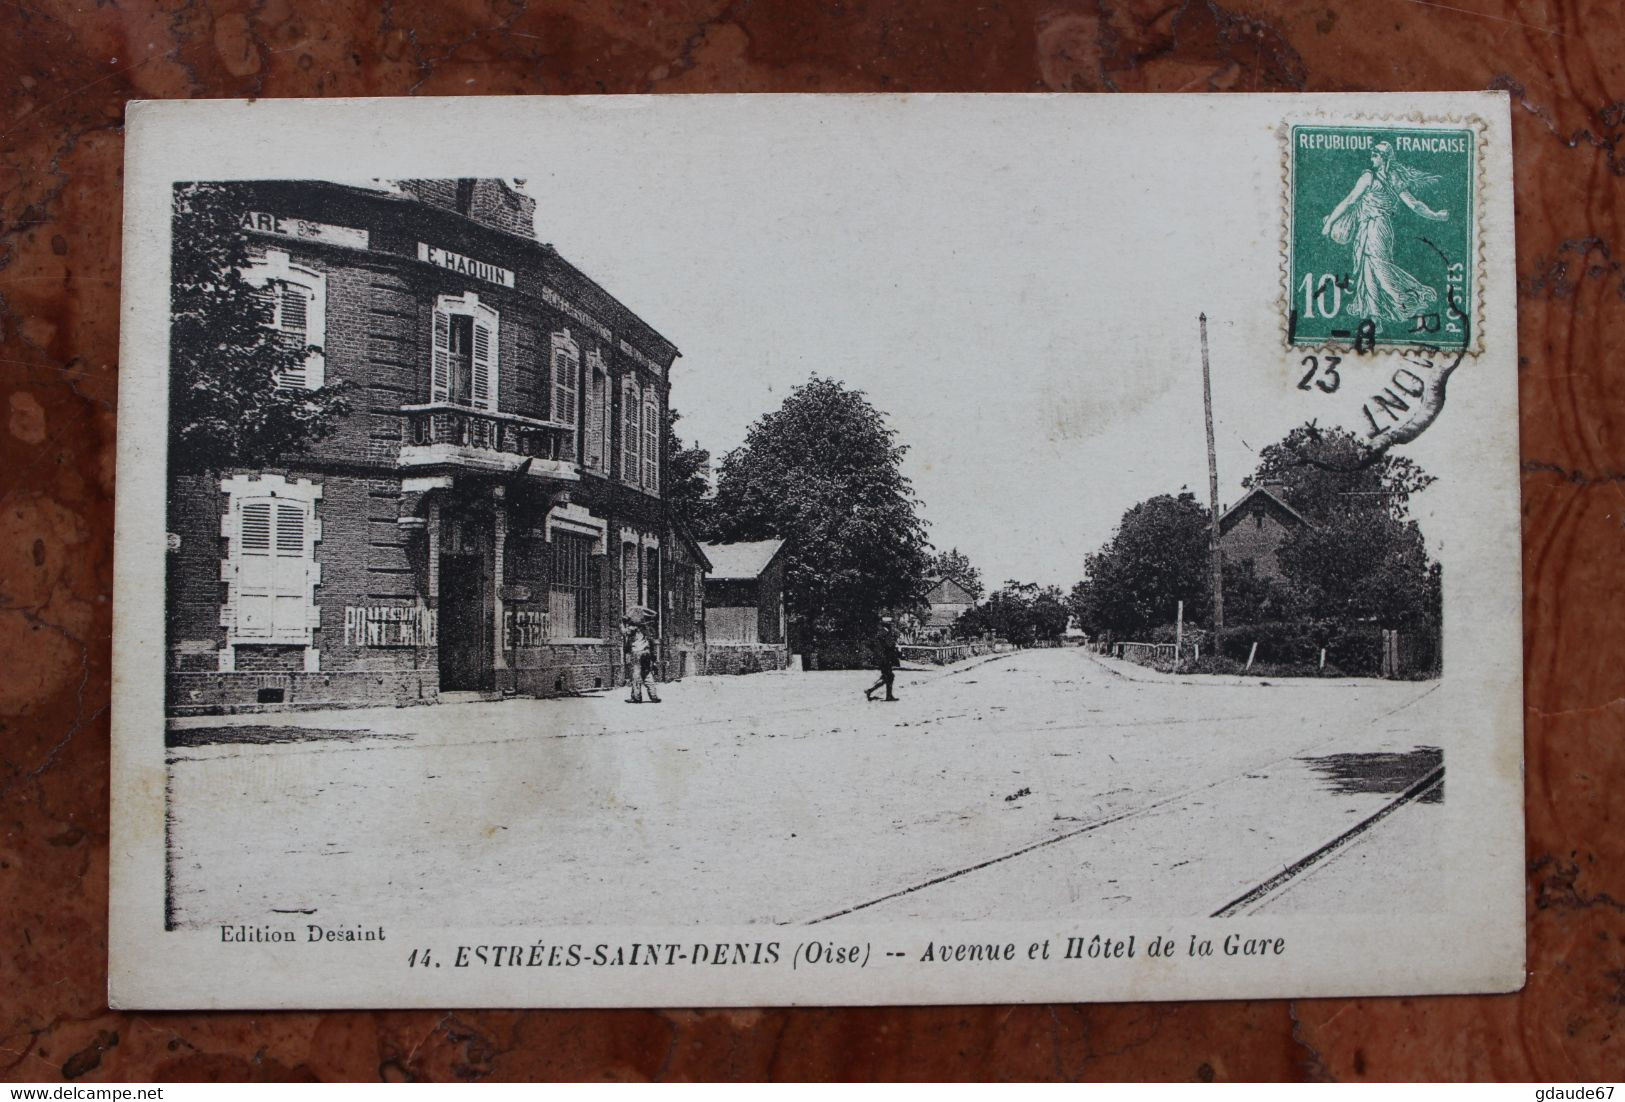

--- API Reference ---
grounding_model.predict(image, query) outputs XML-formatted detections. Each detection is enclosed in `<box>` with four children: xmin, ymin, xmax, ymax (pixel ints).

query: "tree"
<box><xmin>1249</xmin><ymin>424</ymin><xmax>1441</xmax><ymax>630</ymax></box>
<box><xmin>707</xmin><ymin>376</ymin><xmax>932</xmax><ymax>644</ymax></box>
<box><xmin>1245</xmin><ymin>423</ymin><xmax>1435</xmax><ymax>522</ymax></box>
<box><xmin>929</xmin><ymin>547</ymin><xmax>983</xmax><ymax>600</ymax></box>
<box><xmin>663</xmin><ymin>406</ymin><xmax>713</xmax><ymax>534</ymax></box>
<box><xmin>1221</xmin><ymin>557</ymin><xmax>1305</xmax><ymax>625</ymax></box>
<box><xmin>1033</xmin><ymin>587</ymin><xmax>1071</xmax><ymax>642</ymax></box>
<box><xmin>1069</xmin><ymin>492</ymin><xmax>1212</xmax><ymax>638</ymax></box>
<box><xmin>169</xmin><ymin>183</ymin><xmax>349</xmax><ymax>476</ymax></box>
<box><xmin>955</xmin><ymin>581</ymin><xmax>1069</xmax><ymax>645</ymax></box>
<box><xmin>1277</xmin><ymin>510</ymin><xmax>1436</xmax><ymax>627</ymax></box>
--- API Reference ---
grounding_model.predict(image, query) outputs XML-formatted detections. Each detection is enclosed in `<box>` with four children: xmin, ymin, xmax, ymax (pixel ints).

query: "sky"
<box><xmin>504</xmin><ymin>97</ymin><xmax>1453</xmax><ymax>588</ymax></box>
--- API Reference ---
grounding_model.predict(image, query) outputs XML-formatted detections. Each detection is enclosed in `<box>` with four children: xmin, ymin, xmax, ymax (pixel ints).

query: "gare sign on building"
<box><xmin>167</xmin><ymin>178</ymin><xmax>694</xmax><ymax>714</ymax></box>
<box><xmin>239</xmin><ymin>209</ymin><xmax>369</xmax><ymax>250</ymax></box>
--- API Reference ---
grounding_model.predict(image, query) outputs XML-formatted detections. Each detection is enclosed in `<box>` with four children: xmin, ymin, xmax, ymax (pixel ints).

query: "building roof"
<box><xmin>286</xmin><ymin>180</ymin><xmax>680</xmax><ymax>366</ymax></box>
<box><xmin>1218</xmin><ymin>486</ymin><xmax>1310</xmax><ymax>533</ymax></box>
<box><xmin>925</xmin><ymin>577</ymin><xmax>977</xmax><ymax>606</ymax></box>
<box><xmin>698</xmin><ymin>539</ymin><xmax>787</xmax><ymax>581</ymax></box>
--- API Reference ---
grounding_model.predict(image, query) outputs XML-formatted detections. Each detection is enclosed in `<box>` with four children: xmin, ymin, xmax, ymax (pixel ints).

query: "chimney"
<box><xmin>395</xmin><ymin>178</ymin><xmax>538</xmax><ymax>239</ymax></box>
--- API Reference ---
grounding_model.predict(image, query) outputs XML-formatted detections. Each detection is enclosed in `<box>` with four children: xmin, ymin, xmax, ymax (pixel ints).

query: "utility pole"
<box><xmin>1200</xmin><ymin>313</ymin><xmax>1224</xmax><ymax>640</ymax></box>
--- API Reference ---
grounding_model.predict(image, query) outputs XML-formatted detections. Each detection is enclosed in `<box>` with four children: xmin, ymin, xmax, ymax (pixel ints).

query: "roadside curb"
<box><xmin>1083</xmin><ymin>650</ymin><xmax>1404</xmax><ymax>690</ymax></box>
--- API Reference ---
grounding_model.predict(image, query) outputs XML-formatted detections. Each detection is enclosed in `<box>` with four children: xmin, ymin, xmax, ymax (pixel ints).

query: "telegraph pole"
<box><xmin>1200</xmin><ymin>313</ymin><xmax>1224</xmax><ymax>639</ymax></box>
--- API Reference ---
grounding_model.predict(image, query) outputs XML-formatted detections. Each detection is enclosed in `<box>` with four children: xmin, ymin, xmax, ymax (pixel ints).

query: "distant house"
<box><xmin>698</xmin><ymin>539</ymin><xmax>789</xmax><ymax>673</ymax></box>
<box><xmin>1218</xmin><ymin>486</ymin><xmax>1309</xmax><ymax>582</ymax></box>
<box><xmin>922</xmin><ymin>576</ymin><xmax>977</xmax><ymax>637</ymax></box>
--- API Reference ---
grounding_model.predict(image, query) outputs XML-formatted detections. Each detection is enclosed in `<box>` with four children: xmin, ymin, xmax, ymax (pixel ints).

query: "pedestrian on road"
<box><xmin>864</xmin><ymin>617</ymin><xmax>901</xmax><ymax>702</ymax></box>
<box><xmin>622</xmin><ymin>611</ymin><xmax>661</xmax><ymax>704</ymax></box>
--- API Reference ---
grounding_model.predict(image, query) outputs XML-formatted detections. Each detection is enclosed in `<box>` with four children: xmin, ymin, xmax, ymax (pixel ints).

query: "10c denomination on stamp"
<box><xmin>1287</xmin><ymin>123</ymin><xmax>1478</xmax><ymax>352</ymax></box>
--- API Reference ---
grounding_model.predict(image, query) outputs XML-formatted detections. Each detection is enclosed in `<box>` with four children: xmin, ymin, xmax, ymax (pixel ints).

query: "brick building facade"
<box><xmin>1216</xmin><ymin>486</ymin><xmax>1308</xmax><ymax>583</ymax></box>
<box><xmin>166</xmin><ymin>179</ymin><xmax>685</xmax><ymax>713</ymax></box>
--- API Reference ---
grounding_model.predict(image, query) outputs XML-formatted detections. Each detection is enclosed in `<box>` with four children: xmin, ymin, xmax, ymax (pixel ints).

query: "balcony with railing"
<box><xmin>399</xmin><ymin>403</ymin><xmax>579</xmax><ymax>481</ymax></box>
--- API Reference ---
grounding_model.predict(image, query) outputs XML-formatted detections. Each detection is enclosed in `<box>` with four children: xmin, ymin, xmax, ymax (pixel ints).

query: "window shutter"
<box><xmin>601</xmin><ymin>376</ymin><xmax>613</xmax><ymax>471</ymax></box>
<box><xmin>471</xmin><ymin>315</ymin><xmax>494</xmax><ymax>410</ymax></box>
<box><xmin>272</xmin><ymin>502</ymin><xmax>309</xmax><ymax>642</ymax></box>
<box><xmin>609</xmin><ymin>381</ymin><xmax>622</xmax><ymax>477</ymax></box>
<box><xmin>236</xmin><ymin>501</ymin><xmax>275</xmax><ymax>639</ymax></box>
<box><xmin>553</xmin><ymin>350</ymin><xmax>578</xmax><ymax>428</ymax></box>
<box><xmin>277</xmin><ymin>362</ymin><xmax>308</xmax><ymax>391</ymax></box>
<box><xmin>252</xmin><ymin>284</ymin><xmax>277</xmax><ymax>327</ymax></box>
<box><xmin>431</xmin><ymin>309</ymin><xmax>451</xmax><ymax>403</ymax></box>
<box><xmin>280</xmin><ymin>283</ymin><xmax>309</xmax><ymax>338</ymax></box>
<box><xmin>642</xmin><ymin>392</ymin><xmax>659</xmax><ymax>492</ymax></box>
<box><xmin>622</xmin><ymin>378</ymin><xmax>640</xmax><ymax>484</ymax></box>
<box><xmin>275</xmin><ymin>283</ymin><xmax>312</xmax><ymax>390</ymax></box>
<box><xmin>586</xmin><ymin>370</ymin><xmax>605</xmax><ymax>469</ymax></box>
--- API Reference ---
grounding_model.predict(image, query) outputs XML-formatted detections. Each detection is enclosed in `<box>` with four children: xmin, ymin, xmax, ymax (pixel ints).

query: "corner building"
<box><xmin>167</xmin><ymin>179</ymin><xmax>686</xmax><ymax>713</ymax></box>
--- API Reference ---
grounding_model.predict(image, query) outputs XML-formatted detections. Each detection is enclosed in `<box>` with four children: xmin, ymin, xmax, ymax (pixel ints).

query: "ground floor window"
<box><xmin>221</xmin><ymin>473</ymin><xmax>321</xmax><ymax>650</ymax></box>
<box><xmin>548</xmin><ymin>531</ymin><xmax>599</xmax><ymax>639</ymax></box>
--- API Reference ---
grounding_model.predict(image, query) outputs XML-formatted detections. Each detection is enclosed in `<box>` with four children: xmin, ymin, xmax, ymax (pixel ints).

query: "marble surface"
<box><xmin>1</xmin><ymin>0</ymin><xmax>1620</xmax><ymax>1082</ymax></box>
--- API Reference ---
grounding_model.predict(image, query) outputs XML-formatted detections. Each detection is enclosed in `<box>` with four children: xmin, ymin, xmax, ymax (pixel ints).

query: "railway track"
<box><xmin>809</xmin><ymin>683</ymin><xmax>1443</xmax><ymax>925</ymax></box>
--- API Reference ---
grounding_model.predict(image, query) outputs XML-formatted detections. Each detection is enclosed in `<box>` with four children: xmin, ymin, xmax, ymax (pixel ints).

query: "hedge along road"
<box><xmin>164</xmin><ymin>648</ymin><xmax>1444</xmax><ymax>930</ymax></box>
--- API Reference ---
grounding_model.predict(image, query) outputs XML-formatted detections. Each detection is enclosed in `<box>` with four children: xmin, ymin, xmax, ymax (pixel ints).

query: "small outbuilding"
<box><xmin>699</xmin><ymin>539</ymin><xmax>790</xmax><ymax>674</ymax></box>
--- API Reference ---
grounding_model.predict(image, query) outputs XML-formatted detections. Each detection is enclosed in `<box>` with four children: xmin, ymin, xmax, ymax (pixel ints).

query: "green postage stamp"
<box><xmin>1287</xmin><ymin>123</ymin><xmax>1478</xmax><ymax>352</ymax></box>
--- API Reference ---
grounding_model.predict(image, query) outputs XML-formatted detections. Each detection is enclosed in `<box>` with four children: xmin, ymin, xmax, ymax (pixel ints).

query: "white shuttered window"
<box><xmin>227</xmin><ymin>485</ymin><xmax>320</xmax><ymax>645</ymax></box>
<box><xmin>430</xmin><ymin>294</ymin><xmax>499</xmax><ymax>410</ymax></box>
<box><xmin>243</xmin><ymin>250</ymin><xmax>325</xmax><ymax>390</ymax></box>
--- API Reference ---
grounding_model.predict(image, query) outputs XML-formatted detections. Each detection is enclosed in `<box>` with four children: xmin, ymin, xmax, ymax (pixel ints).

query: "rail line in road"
<box><xmin>807</xmin><ymin>681</ymin><xmax>1442</xmax><ymax>925</ymax></box>
<box><xmin>1209</xmin><ymin>762</ymin><xmax>1445</xmax><ymax>917</ymax></box>
<box><xmin>804</xmin><ymin>773</ymin><xmax>1233</xmax><ymax>925</ymax></box>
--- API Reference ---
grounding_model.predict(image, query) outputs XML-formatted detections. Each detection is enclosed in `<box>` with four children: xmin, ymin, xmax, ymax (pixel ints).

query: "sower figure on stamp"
<box><xmin>864</xmin><ymin>616</ymin><xmax>902</xmax><ymax>703</ymax></box>
<box><xmin>622</xmin><ymin>607</ymin><xmax>661</xmax><ymax>704</ymax></box>
<box><xmin>1320</xmin><ymin>139</ymin><xmax>1450</xmax><ymax>328</ymax></box>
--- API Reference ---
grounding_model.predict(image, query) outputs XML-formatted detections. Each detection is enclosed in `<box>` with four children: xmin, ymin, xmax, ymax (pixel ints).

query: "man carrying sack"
<box><xmin>622</xmin><ymin>606</ymin><xmax>661</xmax><ymax>704</ymax></box>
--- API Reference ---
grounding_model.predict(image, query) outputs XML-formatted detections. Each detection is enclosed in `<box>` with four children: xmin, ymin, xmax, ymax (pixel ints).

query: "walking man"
<box><xmin>623</xmin><ymin>611</ymin><xmax>661</xmax><ymax>704</ymax></box>
<box><xmin>864</xmin><ymin>616</ymin><xmax>901</xmax><ymax>702</ymax></box>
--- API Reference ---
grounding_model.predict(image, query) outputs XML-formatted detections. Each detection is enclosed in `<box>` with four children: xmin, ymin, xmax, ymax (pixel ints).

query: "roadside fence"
<box><xmin>898</xmin><ymin>641</ymin><xmax>1019</xmax><ymax>666</ymax></box>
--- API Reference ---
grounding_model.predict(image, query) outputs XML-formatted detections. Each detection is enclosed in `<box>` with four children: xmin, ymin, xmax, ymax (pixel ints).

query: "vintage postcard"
<box><xmin>109</xmin><ymin>93</ymin><xmax>1523</xmax><ymax>1008</ymax></box>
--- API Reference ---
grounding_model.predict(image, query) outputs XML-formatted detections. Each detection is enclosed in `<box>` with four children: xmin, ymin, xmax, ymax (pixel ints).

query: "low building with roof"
<box><xmin>698</xmin><ymin>538</ymin><xmax>789</xmax><ymax>674</ymax></box>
